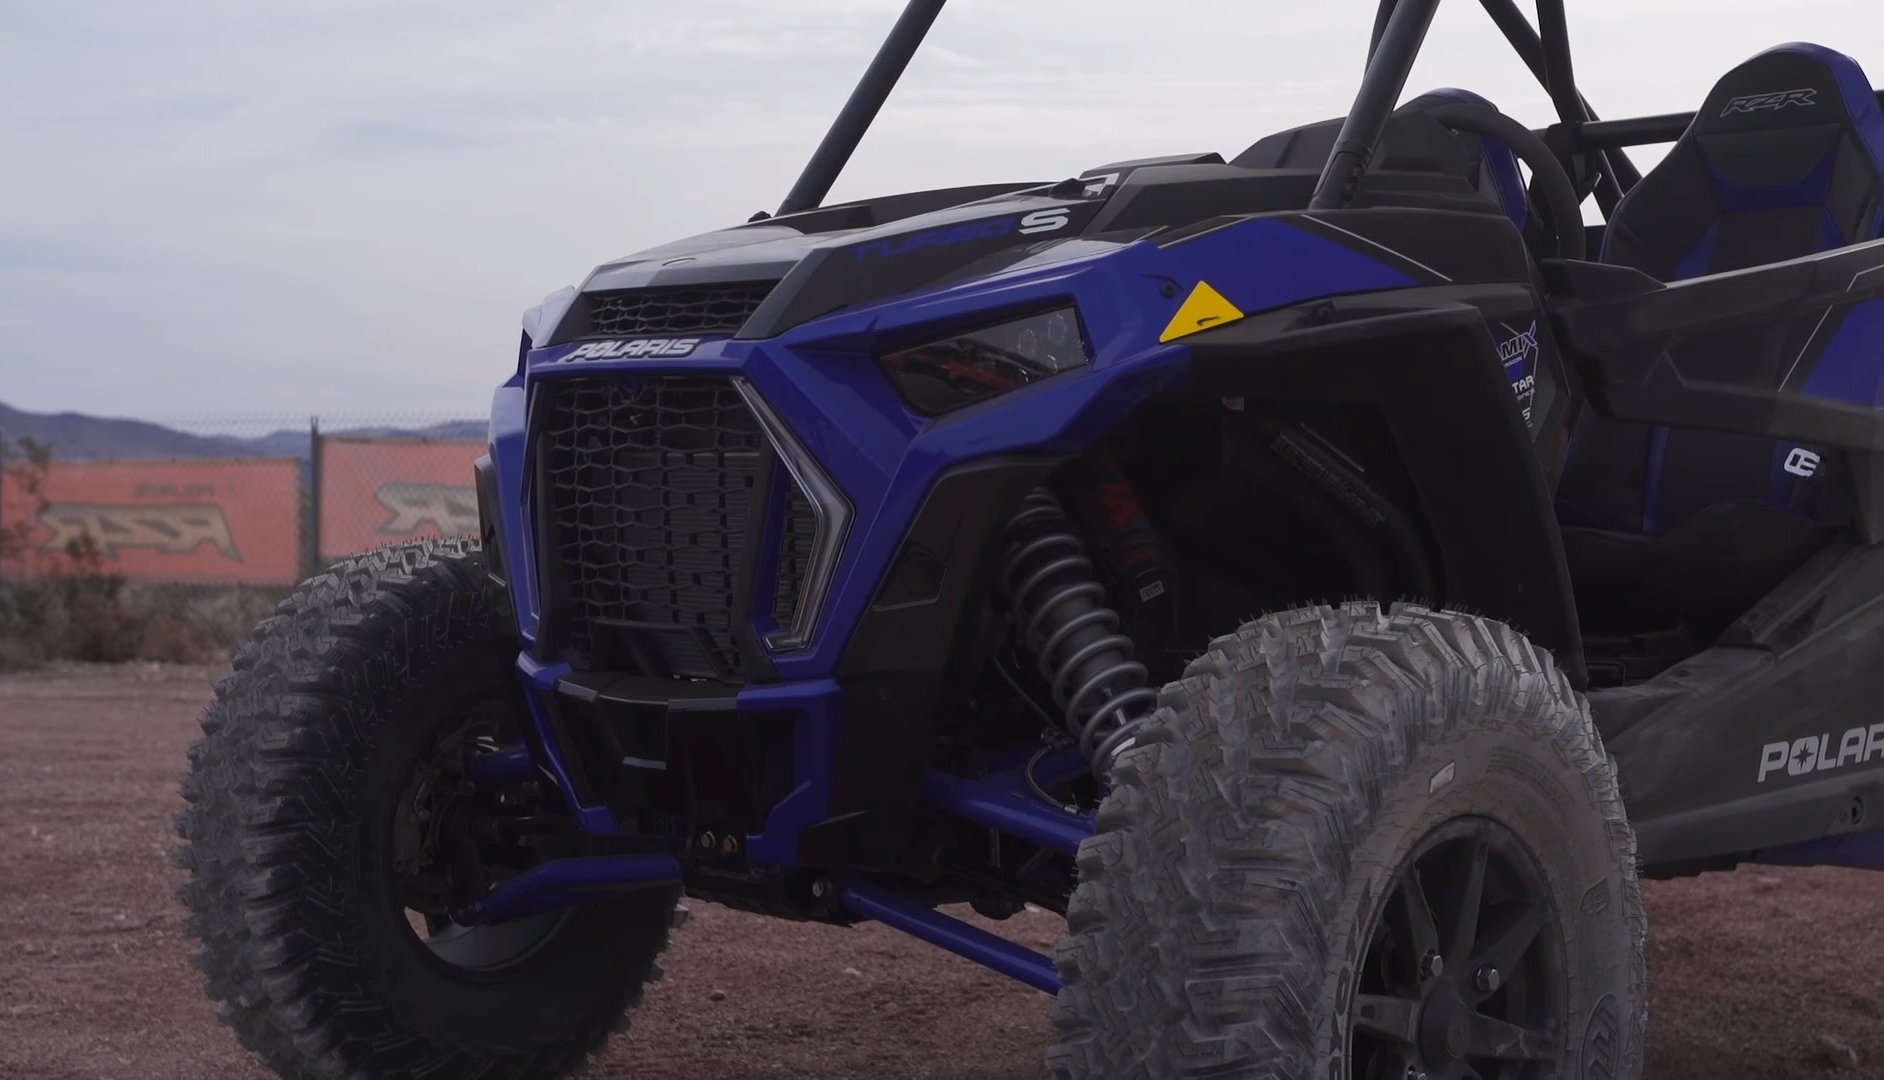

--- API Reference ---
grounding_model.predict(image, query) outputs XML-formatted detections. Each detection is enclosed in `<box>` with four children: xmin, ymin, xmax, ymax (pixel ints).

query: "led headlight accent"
<box><xmin>877</xmin><ymin>307</ymin><xmax>1089</xmax><ymax>415</ymax></box>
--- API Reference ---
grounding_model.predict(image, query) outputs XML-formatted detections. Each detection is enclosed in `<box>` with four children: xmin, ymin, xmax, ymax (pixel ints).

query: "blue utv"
<box><xmin>176</xmin><ymin>0</ymin><xmax>1884</xmax><ymax>1077</ymax></box>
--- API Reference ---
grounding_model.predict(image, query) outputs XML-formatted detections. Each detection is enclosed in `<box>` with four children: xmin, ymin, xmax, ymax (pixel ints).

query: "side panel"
<box><xmin>1548</xmin><ymin>248</ymin><xmax>1884</xmax><ymax>540</ymax></box>
<box><xmin>1546</xmin><ymin>244</ymin><xmax>1884</xmax><ymax>454</ymax></box>
<box><xmin>1598</xmin><ymin>538</ymin><xmax>1884</xmax><ymax>867</ymax></box>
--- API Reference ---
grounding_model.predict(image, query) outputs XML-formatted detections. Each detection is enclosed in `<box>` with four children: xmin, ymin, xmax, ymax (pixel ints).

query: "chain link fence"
<box><xmin>0</xmin><ymin>414</ymin><xmax>486</xmax><ymax>669</ymax></box>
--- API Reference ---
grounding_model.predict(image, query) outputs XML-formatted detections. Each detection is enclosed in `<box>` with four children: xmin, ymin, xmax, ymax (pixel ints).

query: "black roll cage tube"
<box><xmin>776</xmin><ymin>0</ymin><xmax>947</xmax><ymax>217</ymax></box>
<box><xmin>779</xmin><ymin>0</ymin><xmax>1884</xmax><ymax>222</ymax></box>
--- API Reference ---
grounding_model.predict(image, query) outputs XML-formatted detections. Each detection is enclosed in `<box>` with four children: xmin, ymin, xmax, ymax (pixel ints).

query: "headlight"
<box><xmin>877</xmin><ymin>306</ymin><xmax>1089</xmax><ymax>415</ymax></box>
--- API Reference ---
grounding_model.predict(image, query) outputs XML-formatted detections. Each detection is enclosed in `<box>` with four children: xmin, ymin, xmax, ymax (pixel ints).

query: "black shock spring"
<box><xmin>997</xmin><ymin>488</ymin><xmax>1158</xmax><ymax>774</ymax></box>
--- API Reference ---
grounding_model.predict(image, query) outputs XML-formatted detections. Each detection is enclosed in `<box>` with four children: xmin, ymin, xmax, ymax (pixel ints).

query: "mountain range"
<box><xmin>0</xmin><ymin>401</ymin><xmax>485</xmax><ymax>462</ymax></box>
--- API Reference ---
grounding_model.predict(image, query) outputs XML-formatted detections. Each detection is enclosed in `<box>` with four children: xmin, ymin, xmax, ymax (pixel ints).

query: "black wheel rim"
<box><xmin>389</xmin><ymin>702</ymin><xmax>569</xmax><ymax>975</ymax></box>
<box><xmin>404</xmin><ymin>909</ymin><xmax>567</xmax><ymax>972</ymax></box>
<box><xmin>1349</xmin><ymin>817</ymin><xmax>1565</xmax><ymax>1080</ymax></box>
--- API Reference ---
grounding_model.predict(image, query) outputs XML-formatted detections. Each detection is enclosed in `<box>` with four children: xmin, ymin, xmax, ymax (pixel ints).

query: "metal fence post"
<box><xmin>305</xmin><ymin>416</ymin><xmax>322</xmax><ymax>579</ymax></box>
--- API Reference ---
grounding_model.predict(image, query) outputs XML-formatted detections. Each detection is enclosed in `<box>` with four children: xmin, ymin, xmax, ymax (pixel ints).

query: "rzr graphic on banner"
<box><xmin>40</xmin><ymin>503</ymin><xmax>241</xmax><ymax>559</ymax></box>
<box><xmin>0</xmin><ymin>459</ymin><xmax>302</xmax><ymax>585</ymax></box>
<box><xmin>318</xmin><ymin>438</ymin><xmax>484</xmax><ymax>562</ymax></box>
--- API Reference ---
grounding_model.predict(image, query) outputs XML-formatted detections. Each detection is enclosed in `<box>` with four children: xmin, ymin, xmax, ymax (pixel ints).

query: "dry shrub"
<box><xmin>0</xmin><ymin>577</ymin><xmax>291</xmax><ymax>671</ymax></box>
<box><xmin>0</xmin><ymin>435</ymin><xmax>292</xmax><ymax>671</ymax></box>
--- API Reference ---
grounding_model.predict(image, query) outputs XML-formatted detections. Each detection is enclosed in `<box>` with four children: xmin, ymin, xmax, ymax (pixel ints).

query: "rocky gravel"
<box><xmin>3</xmin><ymin>661</ymin><xmax>1882</xmax><ymax>1079</ymax></box>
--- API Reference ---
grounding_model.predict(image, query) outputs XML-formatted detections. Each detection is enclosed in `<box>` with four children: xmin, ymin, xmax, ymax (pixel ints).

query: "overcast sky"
<box><xmin>3</xmin><ymin>0</ymin><xmax>1882</xmax><ymax>425</ymax></box>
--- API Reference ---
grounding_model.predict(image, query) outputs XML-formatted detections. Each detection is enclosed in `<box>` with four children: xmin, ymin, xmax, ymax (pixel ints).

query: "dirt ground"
<box><xmin>3</xmin><ymin>663</ymin><xmax>1883</xmax><ymax>1079</ymax></box>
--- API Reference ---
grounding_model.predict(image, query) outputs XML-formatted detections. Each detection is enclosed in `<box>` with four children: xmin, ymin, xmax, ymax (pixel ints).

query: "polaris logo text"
<box><xmin>1757</xmin><ymin>724</ymin><xmax>1884</xmax><ymax>783</ymax></box>
<box><xmin>851</xmin><ymin>208</ymin><xmax>1073</xmax><ymax>262</ymax></box>
<box><xmin>1721</xmin><ymin>88</ymin><xmax>1818</xmax><ymax>116</ymax></box>
<box><xmin>561</xmin><ymin>338</ymin><xmax>701</xmax><ymax>362</ymax></box>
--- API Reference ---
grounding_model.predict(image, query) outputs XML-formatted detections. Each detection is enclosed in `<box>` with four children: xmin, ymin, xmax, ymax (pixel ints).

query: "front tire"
<box><xmin>175</xmin><ymin>539</ymin><xmax>677</xmax><ymax>1079</ymax></box>
<box><xmin>1047</xmin><ymin>601</ymin><xmax>1647</xmax><ymax>1080</ymax></box>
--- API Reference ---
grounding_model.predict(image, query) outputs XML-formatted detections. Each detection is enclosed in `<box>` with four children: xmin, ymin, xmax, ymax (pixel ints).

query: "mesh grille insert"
<box><xmin>585</xmin><ymin>282</ymin><xmax>775</xmax><ymax>338</ymax></box>
<box><xmin>541</xmin><ymin>377</ymin><xmax>765</xmax><ymax>680</ymax></box>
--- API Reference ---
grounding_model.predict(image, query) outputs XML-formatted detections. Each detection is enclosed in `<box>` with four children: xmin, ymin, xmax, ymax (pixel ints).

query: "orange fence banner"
<box><xmin>1</xmin><ymin>458</ymin><xmax>303</xmax><ymax>585</ymax></box>
<box><xmin>318</xmin><ymin>437</ymin><xmax>484</xmax><ymax>561</ymax></box>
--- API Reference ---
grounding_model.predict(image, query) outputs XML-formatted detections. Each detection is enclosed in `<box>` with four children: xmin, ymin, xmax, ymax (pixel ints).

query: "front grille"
<box><xmin>541</xmin><ymin>377</ymin><xmax>766</xmax><ymax>680</ymax></box>
<box><xmin>586</xmin><ymin>282</ymin><xmax>775</xmax><ymax>338</ymax></box>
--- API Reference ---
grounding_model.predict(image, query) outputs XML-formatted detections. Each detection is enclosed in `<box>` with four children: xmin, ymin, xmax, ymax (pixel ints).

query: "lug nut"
<box><xmin>1476</xmin><ymin>965</ymin><xmax>1502</xmax><ymax>993</ymax></box>
<box><xmin>719</xmin><ymin>834</ymin><xmax>739</xmax><ymax>855</ymax></box>
<box><xmin>811</xmin><ymin>878</ymin><xmax>832</xmax><ymax>899</ymax></box>
<box><xmin>1419</xmin><ymin>950</ymin><xmax>1444</xmax><ymax>980</ymax></box>
<box><xmin>698</xmin><ymin>831</ymin><xmax>716</xmax><ymax>851</ymax></box>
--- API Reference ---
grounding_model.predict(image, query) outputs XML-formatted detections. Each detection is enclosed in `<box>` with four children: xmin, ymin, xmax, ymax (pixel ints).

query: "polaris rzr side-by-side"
<box><xmin>176</xmin><ymin>0</ymin><xmax>1884</xmax><ymax>1076</ymax></box>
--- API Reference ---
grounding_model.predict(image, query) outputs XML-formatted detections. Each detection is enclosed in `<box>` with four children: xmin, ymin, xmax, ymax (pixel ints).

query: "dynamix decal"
<box><xmin>1757</xmin><ymin>723</ymin><xmax>1884</xmax><ymax>783</ymax></box>
<box><xmin>1721</xmin><ymin>88</ymin><xmax>1817</xmax><ymax>116</ymax></box>
<box><xmin>375</xmin><ymin>482</ymin><xmax>480</xmax><ymax>536</ymax></box>
<box><xmin>852</xmin><ymin>207</ymin><xmax>1073</xmax><ymax>262</ymax></box>
<box><xmin>38</xmin><ymin>503</ymin><xmax>240</xmax><ymax>560</ymax></box>
<box><xmin>1496</xmin><ymin>321</ymin><xmax>1540</xmax><ymax>427</ymax></box>
<box><xmin>561</xmin><ymin>338</ymin><xmax>702</xmax><ymax>362</ymax></box>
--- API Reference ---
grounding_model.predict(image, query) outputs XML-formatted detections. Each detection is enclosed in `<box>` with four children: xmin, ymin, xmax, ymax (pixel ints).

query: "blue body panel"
<box><xmin>484</xmin><ymin>215</ymin><xmax>1420</xmax><ymax>848</ymax></box>
<box><xmin>488</xmin><ymin>379</ymin><xmax>536</xmax><ymax>643</ymax></box>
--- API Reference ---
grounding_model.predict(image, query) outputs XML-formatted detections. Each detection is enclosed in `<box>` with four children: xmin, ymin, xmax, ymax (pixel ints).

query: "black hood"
<box><xmin>541</xmin><ymin>180</ymin><xmax>1115</xmax><ymax>345</ymax></box>
<box><xmin>538</xmin><ymin>152</ymin><xmax>1370</xmax><ymax>345</ymax></box>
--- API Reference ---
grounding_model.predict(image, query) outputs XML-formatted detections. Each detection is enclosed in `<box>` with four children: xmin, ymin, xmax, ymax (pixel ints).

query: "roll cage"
<box><xmin>780</xmin><ymin>0</ymin><xmax>1884</xmax><ymax>547</ymax></box>
<box><xmin>779</xmin><ymin>0</ymin><xmax>1884</xmax><ymax>222</ymax></box>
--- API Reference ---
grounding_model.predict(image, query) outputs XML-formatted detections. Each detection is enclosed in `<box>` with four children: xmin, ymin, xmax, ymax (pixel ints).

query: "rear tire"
<box><xmin>1047</xmin><ymin>601</ymin><xmax>1647</xmax><ymax>1080</ymax></box>
<box><xmin>175</xmin><ymin>539</ymin><xmax>677</xmax><ymax>1080</ymax></box>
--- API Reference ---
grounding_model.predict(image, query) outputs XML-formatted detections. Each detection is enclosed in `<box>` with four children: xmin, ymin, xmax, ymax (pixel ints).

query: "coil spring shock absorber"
<box><xmin>998</xmin><ymin>488</ymin><xmax>1158</xmax><ymax>773</ymax></box>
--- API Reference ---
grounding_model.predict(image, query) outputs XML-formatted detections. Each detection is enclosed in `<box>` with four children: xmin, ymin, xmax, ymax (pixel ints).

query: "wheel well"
<box><xmin>1063</xmin><ymin>396</ymin><xmax>1443</xmax><ymax>682</ymax></box>
<box><xmin>1024</xmin><ymin>301</ymin><xmax>1587</xmax><ymax>693</ymax></box>
<box><xmin>1176</xmin><ymin>298</ymin><xmax>1586</xmax><ymax>684</ymax></box>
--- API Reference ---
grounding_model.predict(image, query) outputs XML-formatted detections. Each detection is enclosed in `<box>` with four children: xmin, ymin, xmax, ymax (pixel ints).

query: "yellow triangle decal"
<box><xmin>1158</xmin><ymin>281</ymin><xmax>1245</xmax><ymax>343</ymax></box>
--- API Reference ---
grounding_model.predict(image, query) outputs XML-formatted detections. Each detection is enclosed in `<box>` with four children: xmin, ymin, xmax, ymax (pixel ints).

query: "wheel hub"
<box><xmin>388</xmin><ymin>722</ymin><xmax>578</xmax><ymax>971</ymax></box>
<box><xmin>1349</xmin><ymin>818</ymin><xmax>1566</xmax><ymax>1080</ymax></box>
<box><xmin>392</xmin><ymin>747</ymin><xmax>463</xmax><ymax>915</ymax></box>
<box><xmin>1416</xmin><ymin>985</ymin><xmax>1470</xmax><ymax>1066</ymax></box>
